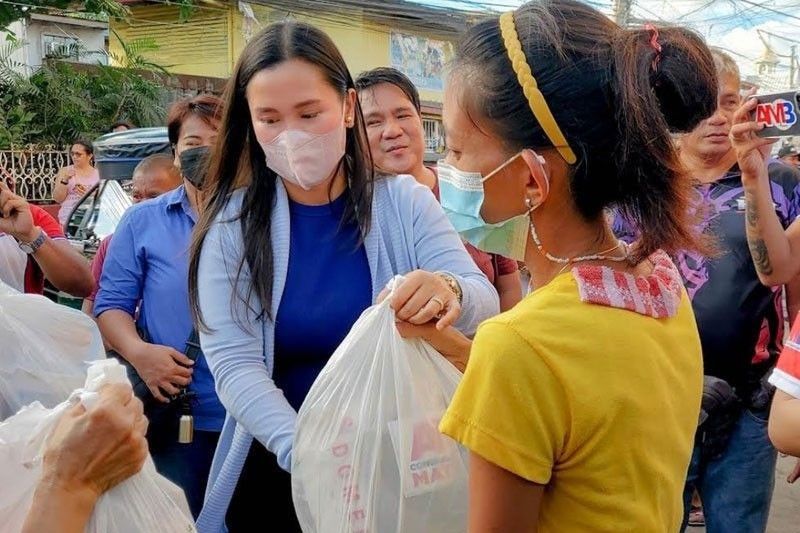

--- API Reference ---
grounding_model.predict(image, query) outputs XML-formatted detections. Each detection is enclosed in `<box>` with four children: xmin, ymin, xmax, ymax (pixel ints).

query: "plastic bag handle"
<box><xmin>384</xmin><ymin>275</ymin><xmax>406</xmax><ymax>298</ymax></box>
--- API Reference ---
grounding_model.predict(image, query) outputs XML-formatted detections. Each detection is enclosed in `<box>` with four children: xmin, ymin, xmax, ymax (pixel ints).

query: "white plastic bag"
<box><xmin>0</xmin><ymin>281</ymin><xmax>105</xmax><ymax>419</ymax></box>
<box><xmin>292</xmin><ymin>276</ymin><xmax>469</xmax><ymax>533</ymax></box>
<box><xmin>0</xmin><ymin>358</ymin><xmax>197</xmax><ymax>533</ymax></box>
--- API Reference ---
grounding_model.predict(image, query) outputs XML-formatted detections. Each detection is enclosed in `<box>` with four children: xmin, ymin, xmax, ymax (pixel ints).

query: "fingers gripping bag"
<box><xmin>0</xmin><ymin>280</ymin><xmax>105</xmax><ymax>420</ymax></box>
<box><xmin>292</xmin><ymin>276</ymin><xmax>469</xmax><ymax>533</ymax></box>
<box><xmin>0</xmin><ymin>359</ymin><xmax>197</xmax><ymax>533</ymax></box>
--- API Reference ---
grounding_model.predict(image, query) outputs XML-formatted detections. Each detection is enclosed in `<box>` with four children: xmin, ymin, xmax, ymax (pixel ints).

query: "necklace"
<box><xmin>529</xmin><ymin>219</ymin><xmax>629</xmax><ymax>275</ymax></box>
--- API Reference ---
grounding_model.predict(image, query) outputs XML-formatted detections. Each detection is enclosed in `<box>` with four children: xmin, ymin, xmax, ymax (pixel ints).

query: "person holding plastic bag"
<box><xmin>396</xmin><ymin>2</ymin><xmax>718</xmax><ymax>531</ymax></box>
<box><xmin>21</xmin><ymin>384</ymin><xmax>148</xmax><ymax>533</ymax></box>
<box><xmin>291</xmin><ymin>274</ymin><xmax>470</xmax><ymax>533</ymax></box>
<box><xmin>187</xmin><ymin>21</ymin><xmax>498</xmax><ymax>532</ymax></box>
<box><xmin>3</xmin><ymin>359</ymin><xmax>196</xmax><ymax>533</ymax></box>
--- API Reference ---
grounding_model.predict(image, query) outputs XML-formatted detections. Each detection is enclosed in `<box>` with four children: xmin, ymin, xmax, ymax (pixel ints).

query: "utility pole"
<box><xmin>791</xmin><ymin>45</ymin><xmax>798</xmax><ymax>88</ymax></box>
<box><xmin>614</xmin><ymin>0</ymin><xmax>633</xmax><ymax>26</ymax></box>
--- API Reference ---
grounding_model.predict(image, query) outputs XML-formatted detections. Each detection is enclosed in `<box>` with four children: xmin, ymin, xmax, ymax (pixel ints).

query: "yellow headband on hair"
<box><xmin>499</xmin><ymin>11</ymin><xmax>577</xmax><ymax>165</ymax></box>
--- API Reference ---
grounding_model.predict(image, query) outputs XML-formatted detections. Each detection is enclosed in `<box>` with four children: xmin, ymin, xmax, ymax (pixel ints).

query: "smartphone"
<box><xmin>753</xmin><ymin>91</ymin><xmax>800</xmax><ymax>137</ymax></box>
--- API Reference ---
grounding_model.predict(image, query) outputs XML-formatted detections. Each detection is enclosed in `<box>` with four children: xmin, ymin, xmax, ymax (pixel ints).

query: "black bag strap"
<box><xmin>177</xmin><ymin>329</ymin><xmax>202</xmax><ymax>419</ymax></box>
<box><xmin>184</xmin><ymin>328</ymin><xmax>202</xmax><ymax>363</ymax></box>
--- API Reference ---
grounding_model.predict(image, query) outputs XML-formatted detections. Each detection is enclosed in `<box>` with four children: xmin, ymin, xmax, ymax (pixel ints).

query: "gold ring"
<box><xmin>430</xmin><ymin>296</ymin><xmax>445</xmax><ymax>311</ymax></box>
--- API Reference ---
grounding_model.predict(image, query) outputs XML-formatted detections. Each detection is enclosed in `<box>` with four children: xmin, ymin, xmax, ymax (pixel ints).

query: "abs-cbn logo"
<box><xmin>756</xmin><ymin>99</ymin><xmax>798</xmax><ymax>131</ymax></box>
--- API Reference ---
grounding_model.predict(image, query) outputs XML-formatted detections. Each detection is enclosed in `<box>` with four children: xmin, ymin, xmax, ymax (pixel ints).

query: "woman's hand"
<box><xmin>379</xmin><ymin>271</ymin><xmax>462</xmax><ymax>329</ymax></box>
<box><xmin>53</xmin><ymin>168</ymin><xmax>72</xmax><ymax>204</ymax></box>
<box><xmin>58</xmin><ymin>166</ymin><xmax>75</xmax><ymax>182</ymax></box>
<box><xmin>730</xmin><ymin>93</ymin><xmax>778</xmax><ymax>186</ymax></box>
<box><xmin>127</xmin><ymin>341</ymin><xmax>194</xmax><ymax>402</ymax></box>
<box><xmin>396</xmin><ymin>321</ymin><xmax>472</xmax><ymax>372</ymax></box>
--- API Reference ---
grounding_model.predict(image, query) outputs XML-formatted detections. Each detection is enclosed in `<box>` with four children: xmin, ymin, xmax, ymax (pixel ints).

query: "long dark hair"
<box><xmin>452</xmin><ymin>0</ymin><xmax>717</xmax><ymax>260</ymax></box>
<box><xmin>189</xmin><ymin>22</ymin><xmax>374</xmax><ymax>328</ymax></box>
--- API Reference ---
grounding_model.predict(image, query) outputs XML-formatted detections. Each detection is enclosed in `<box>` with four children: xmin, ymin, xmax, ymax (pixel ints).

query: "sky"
<box><xmin>417</xmin><ymin>0</ymin><xmax>800</xmax><ymax>82</ymax></box>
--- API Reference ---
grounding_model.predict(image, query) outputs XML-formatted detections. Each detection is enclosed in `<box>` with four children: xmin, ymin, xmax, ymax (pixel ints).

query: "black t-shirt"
<box><xmin>615</xmin><ymin>162</ymin><xmax>800</xmax><ymax>395</ymax></box>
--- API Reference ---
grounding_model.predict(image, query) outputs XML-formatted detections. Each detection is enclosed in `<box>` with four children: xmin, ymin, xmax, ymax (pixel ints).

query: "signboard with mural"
<box><xmin>390</xmin><ymin>31</ymin><xmax>452</xmax><ymax>92</ymax></box>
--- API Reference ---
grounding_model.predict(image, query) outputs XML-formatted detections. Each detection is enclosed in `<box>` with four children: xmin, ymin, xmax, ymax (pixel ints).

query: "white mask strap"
<box><xmin>481</xmin><ymin>152</ymin><xmax>522</xmax><ymax>183</ymax></box>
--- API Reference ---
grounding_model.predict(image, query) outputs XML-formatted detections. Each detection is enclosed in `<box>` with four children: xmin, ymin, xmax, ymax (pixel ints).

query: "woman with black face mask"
<box><xmin>179</xmin><ymin>145</ymin><xmax>211</xmax><ymax>191</ymax></box>
<box><xmin>95</xmin><ymin>95</ymin><xmax>225</xmax><ymax>519</ymax></box>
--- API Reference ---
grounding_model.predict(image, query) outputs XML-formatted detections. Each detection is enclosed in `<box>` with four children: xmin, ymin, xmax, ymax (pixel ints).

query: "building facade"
<box><xmin>110</xmin><ymin>0</ymin><xmax>475</xmax><ymax>157</ymax></box>
<box><xmin>5</xmin><ymin>13</ymin><xmax>108</xmax><ymax>73</ymax></box>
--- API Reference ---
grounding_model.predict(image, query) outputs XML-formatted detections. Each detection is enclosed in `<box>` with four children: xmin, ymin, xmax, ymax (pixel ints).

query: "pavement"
<box><xmin>688</xmin><ymin>454</ymin><xmax>799</xmax><ymax>533</ymax></box>
<box><xmin>767</xmin><ymin>455</ymin><xmax>799</xmax><ymax>533</ymax></box>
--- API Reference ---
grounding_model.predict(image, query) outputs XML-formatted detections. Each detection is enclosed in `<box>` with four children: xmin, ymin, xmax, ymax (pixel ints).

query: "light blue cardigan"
<box><xmin>195</xmin><ymin>174</ymin><xmax>499</xmax><ymax>532</ymax></box>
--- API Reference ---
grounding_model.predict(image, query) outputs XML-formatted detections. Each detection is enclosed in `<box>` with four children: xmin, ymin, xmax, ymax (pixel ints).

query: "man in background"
<box><xmin>82</xmin><ymin>154</ymin><xmax>182</xmax><ymax>317</ymax></box>
<box><xmin>639</xmin><ymin>49</ymin><xmax>798</xmax><ymax>533</ymax></box>
<box><xmin>356</xmin><ymin>67</ymin><xmax>522</xmax><ymax>311</ymax></box>
<box><xmin>778</xmin><ymin>144</ymin><xmax>799</xmax><ymax>170</ymax></box>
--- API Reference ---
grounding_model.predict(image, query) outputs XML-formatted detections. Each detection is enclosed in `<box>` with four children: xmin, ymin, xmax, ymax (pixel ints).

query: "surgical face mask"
<box><xmin>179</xmin><ymin>145</ymin><xmax>210</xmax><ymax>190</ymax></box>
<box><xmin>438</xmin><ymin>153</ymin><xmax>547</xmax><ymax>262</ymax></box>
<box><xmin>260</xmin><ymin>119</ymin><xmax>347</xmax><ymax>190</ymax></box>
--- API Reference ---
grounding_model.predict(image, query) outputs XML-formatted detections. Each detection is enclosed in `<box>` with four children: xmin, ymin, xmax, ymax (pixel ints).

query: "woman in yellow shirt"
<box><xmin>399</xmin><ymin>1</ymin><xmax>719</xmax><ymax>531</ymax></box>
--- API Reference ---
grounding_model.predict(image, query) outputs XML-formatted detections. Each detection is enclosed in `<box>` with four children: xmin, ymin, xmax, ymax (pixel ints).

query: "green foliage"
<box><xmin>0</xmin><ymin>92</ymin><xmax>40</xmax><ymax>147</ymax></box>
<box><xmin>0</xmin><ymin>0</ymin><xmax>127</xmax><ymax>30</ymax></box>
<box><xmin>175</xmin><ymin>0</ymin><xmax>199</xmax><ymax>23</ymax></box>
<box><xmin>0</xmin><ymin>34</ymin><xmax>168</xmax><ymax>148</ymax></box>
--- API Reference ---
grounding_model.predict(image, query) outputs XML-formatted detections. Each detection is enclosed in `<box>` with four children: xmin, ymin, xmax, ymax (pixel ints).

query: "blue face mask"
<box><xmin>438</xmin><ymin>153</ymin><xmax>545</xmax><ymax>262</ymax></box>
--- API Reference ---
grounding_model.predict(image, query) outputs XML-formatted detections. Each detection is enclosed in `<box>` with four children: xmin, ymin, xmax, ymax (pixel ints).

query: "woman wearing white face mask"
<box><xmin>400</xmin><ymin>1</ymin><xmax>721</xmax><ymax>531</ymax></box>
<box><xmin>187</xmin><ymin>22</ymin><xmax>498</xmax><ymax>532</ymax></box>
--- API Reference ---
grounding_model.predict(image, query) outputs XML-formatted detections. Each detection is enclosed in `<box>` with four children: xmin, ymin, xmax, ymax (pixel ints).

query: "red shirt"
<box><xmin>0</xmin><ymin>205</ymin><xmax>65</xmax><ymax>294</ymax></box>
<box><xmin>770</xmin><ymin>316</ymin><xmax>800</xmax><ymax>399</ymax></box>
<box><xmin>430</xmin><ymin>179</ymin><xmax>518</xmax><ymax>285</ymax></box>
<box><xmin>86</xmin><ymin>234</ymin><xmax>113</xmax><ymax>302</ymax></box>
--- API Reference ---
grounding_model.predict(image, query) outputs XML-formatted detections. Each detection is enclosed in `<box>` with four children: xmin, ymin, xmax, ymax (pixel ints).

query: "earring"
<box><xmin>525</xmin><ymin>197</ymin><xmax>534</xmax><ymax>211</ymax></box>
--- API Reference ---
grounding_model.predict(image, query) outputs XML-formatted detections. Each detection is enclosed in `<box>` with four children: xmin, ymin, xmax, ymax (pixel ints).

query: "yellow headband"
<box><xmin>499</xmin><ymin>11</ymin><xmax>577</xmax><ymax>165</ymax></box>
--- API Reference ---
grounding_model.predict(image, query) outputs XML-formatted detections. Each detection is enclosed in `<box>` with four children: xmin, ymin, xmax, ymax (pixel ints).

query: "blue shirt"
<box><xmin>95</xmin><ymin>185</ymin><xmax>225</xmax><ymax>432</ymax></box>
<box><xmin>274</xmin><ymin>195</ymin><xmax>372</xmax><ymax>411</ymax></box>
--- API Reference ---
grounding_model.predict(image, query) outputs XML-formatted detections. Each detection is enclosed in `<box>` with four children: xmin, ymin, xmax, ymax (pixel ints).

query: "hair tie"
<box><xmin>644</xmin><ymin>23</ymin><xmax>662</xmax><ymax>71</ymax></box>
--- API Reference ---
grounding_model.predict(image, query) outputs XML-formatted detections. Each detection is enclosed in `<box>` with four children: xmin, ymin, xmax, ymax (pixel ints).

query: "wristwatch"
<box><xmin>17</xmin><ymin>228</ymin><xmax>46</xmax><ymax>254</ymax></box>
<box><xmin>436</xmin><ymin>271</ymin><xmax>463</xmax><ymax>305</ymax></box>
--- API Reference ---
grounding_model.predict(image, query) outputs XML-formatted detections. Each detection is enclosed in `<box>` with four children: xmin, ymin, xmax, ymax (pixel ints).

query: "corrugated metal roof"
<box><xmin>244</xmin><ymin>0</ymin><xmax>479</xmax><ymax>37</ymax></box>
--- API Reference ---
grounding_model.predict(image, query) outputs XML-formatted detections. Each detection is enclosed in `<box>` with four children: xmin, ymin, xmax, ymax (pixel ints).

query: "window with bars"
<box><xmin>422</xmin><ymin>117</ymin><xmax>443</xmax><ymax>153</ymax></box>
<box><xmin>42</xmin><ymin>34</ymin><xmax>81</xmax><ymax>59</ymax></box>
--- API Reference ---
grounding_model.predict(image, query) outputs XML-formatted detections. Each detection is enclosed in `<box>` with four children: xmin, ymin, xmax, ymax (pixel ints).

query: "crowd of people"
<box><xmin>3</xmin><ymin>0</ymin><xmax>800</xmax><ymax>531</ymax></box>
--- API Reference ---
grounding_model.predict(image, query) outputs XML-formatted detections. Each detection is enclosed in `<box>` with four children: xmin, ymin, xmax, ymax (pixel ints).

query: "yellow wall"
<box><xmin>245</xmin><ymin>9</ymin><xmax>450</xmax><ymax>104</ymax></box>
<box><xmin>110</xmin><ymin>2</ymin><xmax>452</xmax><ymax>103</ymax></box>
<box><xmin>111</xmin><ymin>3</ymin><xmax>233</xmax><ymax>78</ymax></box>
